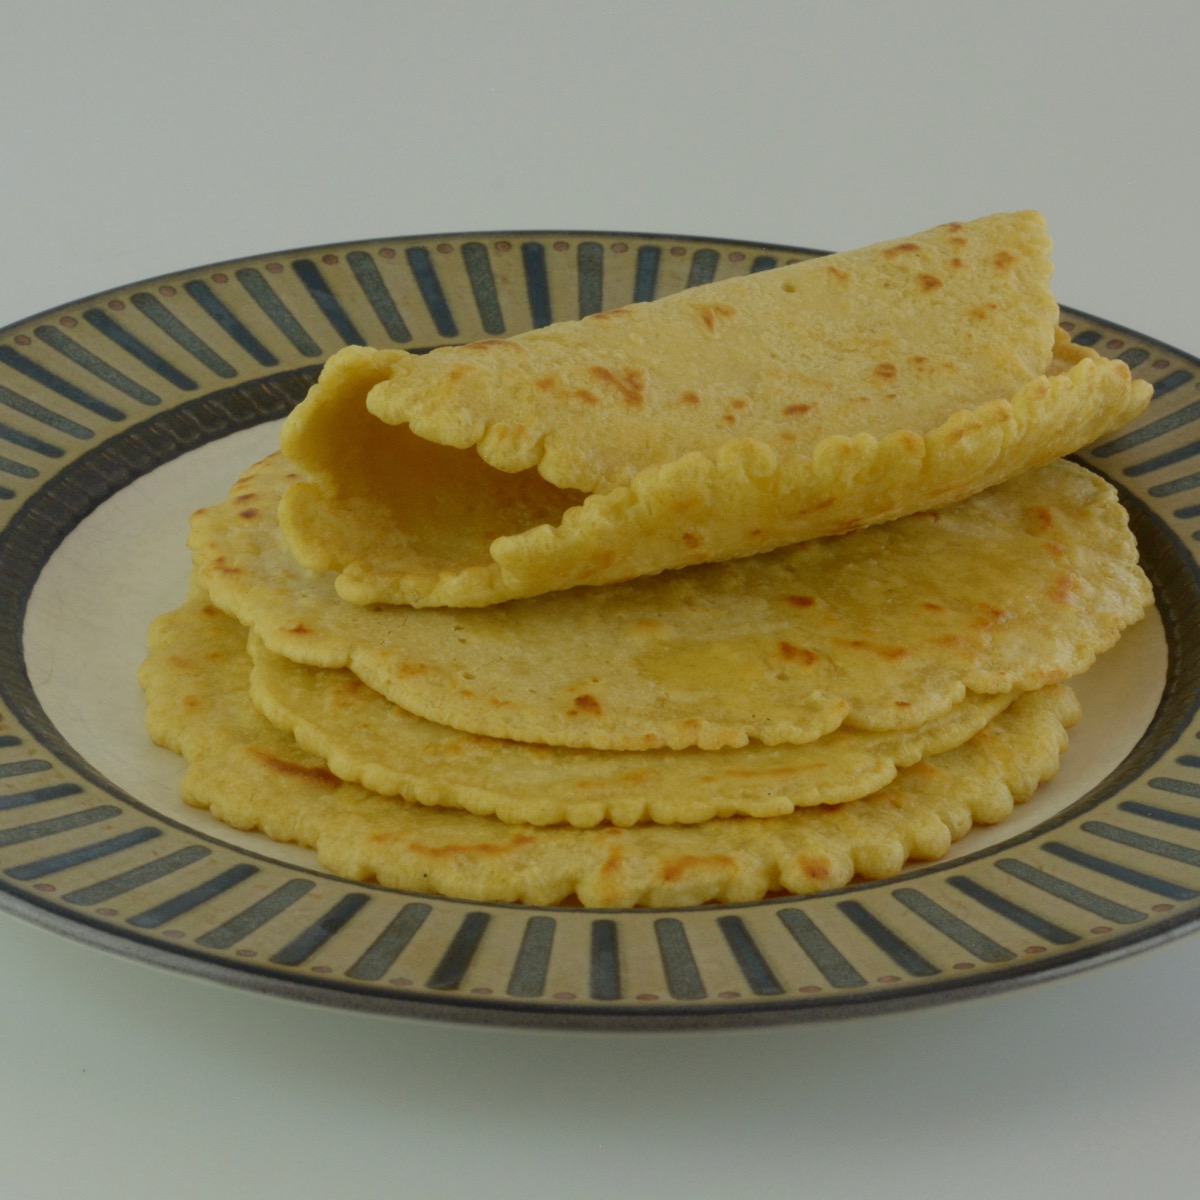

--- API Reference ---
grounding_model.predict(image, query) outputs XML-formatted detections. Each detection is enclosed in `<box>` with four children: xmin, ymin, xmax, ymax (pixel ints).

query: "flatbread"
<box><xmin>191</xmin><ymin>453</ymin><xmax>1150</xmax><ymax>750</ymax></box>
<box><xmin>277</xmin><ymin>212</ymin><xmax>1150</xmax><ymax>606</ymax></box>
<box><xmin>247</xmin><ymin>630</ymin><xmax>1016</xmax><ymax>827</ymax></box>
<box><xmin>140</xmin><ymin>595</ymin><xmax>1081</xmax><ymax>907</ymax></box>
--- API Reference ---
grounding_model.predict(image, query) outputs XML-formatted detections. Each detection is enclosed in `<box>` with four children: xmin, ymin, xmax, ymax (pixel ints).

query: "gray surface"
<box><xmin>2</xmin><ymin>2</ymin><xmax>1198</xmax><ymax>1196</ymax></box>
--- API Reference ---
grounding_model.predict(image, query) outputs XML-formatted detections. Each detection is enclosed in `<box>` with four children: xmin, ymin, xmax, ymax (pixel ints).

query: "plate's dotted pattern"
<box><xmin>0</xmin><ymin>237</ymin><xmax>1197</xmax><ymax>1028</ymax></box>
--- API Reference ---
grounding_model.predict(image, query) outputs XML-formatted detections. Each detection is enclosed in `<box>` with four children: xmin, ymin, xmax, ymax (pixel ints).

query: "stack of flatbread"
<box><xmin>141</xmin><ymin>212</ymin><xmax>1154</xmax><ymax>907</ymax></box>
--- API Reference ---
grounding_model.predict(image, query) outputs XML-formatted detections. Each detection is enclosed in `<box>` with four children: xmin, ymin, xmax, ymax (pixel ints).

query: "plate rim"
<box><xmin>1</xmin><ymin>227</ymin><xmax>1197</xmax><ymax>1031</ymax></box>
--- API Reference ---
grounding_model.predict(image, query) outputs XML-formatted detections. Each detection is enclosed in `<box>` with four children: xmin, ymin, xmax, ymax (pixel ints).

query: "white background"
<box><xmin>3</xmin><ymin>2</ymin><xmax>1199</xmax><ymax>1197</ymax></box>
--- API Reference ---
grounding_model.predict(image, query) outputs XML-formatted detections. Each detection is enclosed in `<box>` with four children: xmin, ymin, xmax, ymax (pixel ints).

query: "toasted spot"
<box><xmin>694</xmin><ymin>302</ymin><xmax>737</xmax><ymax>332</ymax></box>
<box><xmin>239</xmin><ymin>508</ymin><xmax>259</xmax><ymax>519</ymax></box>
<box><xmin>572</xmin><ymin>693</ymin><xmax>602</xmax><ymax>714</ymax></box>
<box><xmin>601</xmin><ymin>847</ymin><xmax>625</xmax><ymax>876</ymax></box>
<box><xmin>680</xmin><ymin>390</ymin><xmax>701</xmax><ymax>405</ymax></box>
<box><xmin>779</xmin><ymin>641</ymin><xmax>819</xmax><ymax>665</ymax></box>
<box><xmin>833</xmin><ymin>638</ymin><xmax>908</xmax><ymax>660</ymax></box>
<box><xmin>874</xmin><ymin>362</ymin><xmax>898</xmax><ymax>380</ymax></box>
<box><xmin>286</xmin><ymin>622</ymin><xmax>313</xmax><ymax>635</ymax></box>
<box><xmin>388</xmin><ymin>662</ymin><xmax>429</xmax><ymax>680</ymax></box>
<box><xmin>884</xmin><ymin>242</ymin><xmax>921</xmax><ymax>257</ymax></box>
<box><xmin>681</xmin><ymin>532</ymin><xmax>701</xmax><ymax>549</ymax></box>
<box><xmin>797</xmin><ymin>855</ymin><xmax>832</xmax><ymax>881</ymax></box>
<box><xmin>1047</xmin><ymin>574</ymin><xmax>1077</xmax><ymax>605</ymax></box>
<box><xmin>826</xmin><ymin>265</ymin><xmax>851</xmax><ymax>283</ymax></box>
<box><xmin>407</xmin><ymin>835</ymin><xmax>535</xmax><ymax>857</ymax></box>
<box><xmin>994</xmin><ymin>250</ymin><xmax>1016</xmax><ymax>270</ymax></box>
<box><xmin>918</xmin><ymin>274</ymin><xmax>943</xmax><ymax>291</ymax></box>
<box><xmin>783</xmin><ymin>403</ymin><xmax>812</xmax><ymax>416</ymax></box>
<box><xmin>574</xmin><ymin>388</ymin><xmax>600</xmax><ymax>405</ymax></box>
<box><xmin>248</xmin><ymin>748</ymin><xmax>340</xmax><ymax>787</ymax></box>
<box><xmin>535</xmin><ymin>375</ymin><xmax>559</xmax><ymax>392</ymax></box>
<box><xmin>785</xmin><ymin>594</ymin><xmax>816</xmax><ymax>607</ymax></box>
<box><xmin>589</xmin><ymin>365</ymin><xmax>646</xmax><ymax>407</ymax></box>
<box><xmin>1025</xmin><ymin>506</ymin><xmax>1056</xmax><ymax>534</ymax></box>
<box><xmin>662</xmin><ymin>854</ymin><xmax>735</xmax><ymax>882</ymax></box>
<box><xmin>466</xmin><ymin>338</ymin><xmax>524</xmax><ymax>351</ymax></box>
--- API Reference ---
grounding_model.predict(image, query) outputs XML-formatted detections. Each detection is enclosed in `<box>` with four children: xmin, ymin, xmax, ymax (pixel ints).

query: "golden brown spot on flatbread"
<box><xmin>783</xmin><ymin>403</ymin><xmax>812</xmax><ymax>416</ymax></box>
<box><xmin>779</xmin><ymin>641</ymin><xmax>819</xmax><ymax>665</ymax></box>
<box><xmin>874</xmin><ymin>362</ymin><xmax>898</xmax><ymax>380</ymax></box>
<box><xmin>951</xmin><ymin>257</ymin><xmax>964</xmax><ymax>269</ymax></box>
<box><xmin>1048</xmin><ymin>574</ymin><xmax>1077</xmax><ymax>605</ymax></box>
<box><xmin>586</xmin><ymin>307</ymin><xmax>632</xmax><ymax>321</ymax></box>
<box><xmin>601</xmin><ymin>847</ymin><xmax>625</xmax><ymax>876</ymax></box>
<box><xmin>994</xmin><ymin>251</ymin><xmax>1016</xmax><ymax>270</ymax></box>
<box><xmin>662</xmin><ymin>854</ymin><xmax>736</xmax><ymax>882</ymax></box>
<box><xmin>407</xmin><ymin>835</ymin><xmax>535</xmax><ymax>857</ymax></box>
<box><xmin>574</xmin><ymin>388</ymin><xmax>600</xmax><ymax>405</ymax></box>
<box><xmin>936</xmin><ymin>634</ymin><xmax>972</xmax><ymax>649</ymax></box>
<box><xmin>731</xmin><ymin>399</ymin><xmax>747</xmax><ymax>410</ymax></box>
<box><xmin>589</xmin><ymin>365</ymin><xmax>646</xmax><ymax>407</ymax></box>
<box><xmin>680</xmin><ymin>390</ymin><xmax>700</xmax><ymax>405</ymax></box>
<box><xmin>238</xmin><ymin>508</ymin><xmax>259</xmax><ymax>519</ymax></box>
<box><xmin>786</xmin><ymin>594</ymin><xmax>816</xmax><ymax>607</ymax></box>
<box><xmin>918</xmin><ymin>274</ymin><xmax>943</xmax><ymax>291</ymax></box>
<box><xmin>235</xmin><ymin>493</ymin><xmax>257</xmax><ymax>503</ymax></box>
<box><xmin>884</xmin><ymin>242</ymin><xmax>921</xmax><ymax>257</ymax></box>
<box><xmin>947</xmin><ymin>421</ymin><xmax>981</xmax><ymax>444</ymax></box>
<box><xmin>974</xmin><ymin>604</ymin><xmax>1011</xmax><ymax>630</ymax></box>
<box><xmin>286</xmin><ymin>622</ymin><xmax>313</xmax><ymax>635</ymax></box>
<box><xmin>681</xmin><ymin>532</ymin><xmax>701</xmax><ymax>549</ymax></box>
<box><xmin>695</xmin><ymin>302</ymin><xmax>737</xmax><ymax>331</ymax></box>
<box><xmin>833</xmin><ymin>638</ymin><xmax>908</xmax><ymax>660</ymax></box>
<box><xmin>466</xmin><ymin>338</ymin><xmax>524</xmax><ymax>352</ymax></box>
<box><xmin>922</xmin><ymin>602</ymin><xmax>945</xmax><ymax>612</ymax></box>
<box><xmin>388</xmin><ymin>662</ymin><xmax>429</xmax><ymax>680</ymax></box>
<box><xmin>535</xmin><ymin>375</ymin><xmax>558</xmax><ymax>392</ymax></box>
<box><xmin>202</xmin><ymin>604</ymin><xmax>221</xmax><ymax>617</ymax></box>
<box><xmin>826</xmin><ymin>265</ymin><xmax>850</xmax><ymax>283</ymax></box>
<box><xmin>1025</xmin><ymin>506</ymin><xmax>1056</xmax><ymax>534</ymax></box>
<box><xmin>248</xmin><ymin>747</ymin><xmax>340</xmax><ymax>787</ymax></box>
<box><xmin>572</xmin><ymin>694</ymin><xmax>602</xmax><ymax>715</ymax></box>
<box><xmin>797</xmin><ymin>855</ymin><xmax>832</xmax><ymax>881</ymax></box>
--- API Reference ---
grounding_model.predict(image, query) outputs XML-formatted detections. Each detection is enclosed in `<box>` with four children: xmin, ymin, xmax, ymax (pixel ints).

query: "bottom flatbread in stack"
<box><xmin>142</xmin><ymin>593</ymin><xmax>1081</xmax><ymax>907</ymax></box>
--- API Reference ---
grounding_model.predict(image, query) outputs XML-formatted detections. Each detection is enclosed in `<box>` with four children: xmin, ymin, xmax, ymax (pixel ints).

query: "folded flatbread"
<box><xmin>278</xmin><ymin>211</ymin><xmax>1150</xmax><ymax>606</ymax></box>
<box><xmin>191</xmin><ymin>453</ymin><xmax>1150</xmax><ymax>751</ymax></box>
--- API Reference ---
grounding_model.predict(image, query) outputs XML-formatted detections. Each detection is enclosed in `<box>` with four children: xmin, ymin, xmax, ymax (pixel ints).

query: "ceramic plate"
<box><xmin>1</xmin><ymin>231</ymin><xmax>1197</xmax><ymax>1030</ymax></box>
